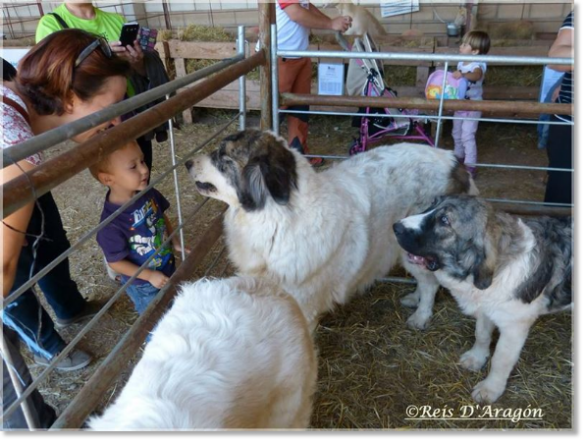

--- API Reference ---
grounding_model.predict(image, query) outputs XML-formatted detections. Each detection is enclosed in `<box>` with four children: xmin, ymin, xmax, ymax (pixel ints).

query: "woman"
<box><xmin>2</xmin><ymin>29</ymin><xmax>130</xmax><ymax>379</ymax></box>
<box><xmin>545</xmin><ymin>11</ymin><xmax>573</xmax><ymax>204</ymax></box>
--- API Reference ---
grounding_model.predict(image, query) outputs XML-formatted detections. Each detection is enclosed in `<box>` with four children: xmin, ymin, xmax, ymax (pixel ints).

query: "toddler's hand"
<box><xmin>452</xmin><ymin>70</ymin><xmax>463</xmax><ymax>79</ymax></box>
<box><xmin>148</xmin><ymin>271</ymin><xmax>169</xmax><ymax>289</ymax></box>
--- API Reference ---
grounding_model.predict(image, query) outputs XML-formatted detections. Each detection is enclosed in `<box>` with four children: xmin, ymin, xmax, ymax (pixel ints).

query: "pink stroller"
<box><xmin>340</xmin><ymin>33</ymin><xmax>434</xmax><ymax>155</ymax></box>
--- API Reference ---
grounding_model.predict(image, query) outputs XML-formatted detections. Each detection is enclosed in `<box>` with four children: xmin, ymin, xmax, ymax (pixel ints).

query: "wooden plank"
<box><xmin>174</xmin><ymin>58</ymin><xmax>192</xmax><ymax>124</ymax></box>
<box><xmin>189</xmin><ymin>80</ymin><xmax>539</xmax><ymax>111</ymax></box>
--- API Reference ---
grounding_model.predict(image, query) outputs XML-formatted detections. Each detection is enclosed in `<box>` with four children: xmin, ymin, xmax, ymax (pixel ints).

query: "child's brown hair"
<box><xmin>89</xmin><ymin>141</ymin><xmax>140</xmax><ymax>183</ymax></box>
<box><xmin>462</xmin><ymin>30</ymin><xmax>491</xmax><ymax>55</ymax></box>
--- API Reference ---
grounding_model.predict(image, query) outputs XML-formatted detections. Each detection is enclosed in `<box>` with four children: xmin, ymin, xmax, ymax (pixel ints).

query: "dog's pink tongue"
<box><xmin>407</xmin><ymin>253</ymin><xmax>427</xmax><ymax>265</ymax></box>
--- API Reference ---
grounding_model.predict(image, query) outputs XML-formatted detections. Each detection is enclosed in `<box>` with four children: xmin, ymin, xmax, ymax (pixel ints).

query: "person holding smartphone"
<box><xmin>36</xmin><ymin>2</ymin><xmax>160</xmax><ymax>170</ymax></box>
<box><xmin>36</xmin><ymin>2</ymin><xmax>171</xmax><ymax>284</ymax></box>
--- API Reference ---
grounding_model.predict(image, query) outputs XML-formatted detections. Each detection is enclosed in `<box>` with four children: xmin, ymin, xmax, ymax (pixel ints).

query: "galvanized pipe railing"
<box><xmin>51</xmin><ymin>214</ymin><xmax>226</xmax><ymax>430</ymax></box>
<box><xmin>3</xmin><ymin>113</ymin><xmax>239</xmax><ymax>307</ymax></box>
<box><xmin>1</xmin><ymin>54</ymin><xmax>245</xmax><ymax>169</ymax></box>
<box><xmin>277</xmin><ymin>49</ymin><xmax>573</xmax><ymax>66</ymax></box>
<box><xmin>2</xmin><ymin>50</ymin><xmax>265</xmax><ymax>219</ymax></box>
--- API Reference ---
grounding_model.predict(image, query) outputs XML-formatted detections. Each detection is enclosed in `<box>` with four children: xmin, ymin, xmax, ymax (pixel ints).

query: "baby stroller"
<box><xmin>340</xmin><ymin>32</ymin><xmax>434</xmax><ymax>155</ymax></box>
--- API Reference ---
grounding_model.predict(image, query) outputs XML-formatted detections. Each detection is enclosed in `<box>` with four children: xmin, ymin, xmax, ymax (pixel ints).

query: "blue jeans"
<box><xmin>2</xmin><ymin>192</ymin><xmax>87</xmax><ymax>359</ymax></box>
<box><xmin>123</xmin><ymin>281</ymin><xmax>160</xmax><ymax>315</ymax></box>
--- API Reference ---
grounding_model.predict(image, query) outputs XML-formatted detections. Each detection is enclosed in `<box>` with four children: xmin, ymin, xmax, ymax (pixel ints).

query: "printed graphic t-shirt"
<box><xmin>97</xmin><ymin>188</ymin><xmax>175</xmax><ymax>285</ymax></box>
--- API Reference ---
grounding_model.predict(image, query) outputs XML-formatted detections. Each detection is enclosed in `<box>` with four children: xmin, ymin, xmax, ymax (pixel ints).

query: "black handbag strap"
<box><xmin>49</xmin><ymin>12</ymin><xmax>69</xmax><ymax>29</ymax></box>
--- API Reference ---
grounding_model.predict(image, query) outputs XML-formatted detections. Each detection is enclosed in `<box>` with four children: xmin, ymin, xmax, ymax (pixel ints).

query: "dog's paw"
<box><xmin>406</xmin><ymin>311</ymin><xmax>431</xmax><ymax>330</ymax></box>
<box><xmin>471</xmin><ymin>379</ymin><xmax>505</xmax><ymax>404</ymax></box>
<box><xmin>400</xmin><ymin>292</ymin><xmax>420</xmax><ymax>308</ymax></box>
<box><xmin>459</xmin><ymin>349</ymin><xmax>489</xmax><ymax>372</ymax></box>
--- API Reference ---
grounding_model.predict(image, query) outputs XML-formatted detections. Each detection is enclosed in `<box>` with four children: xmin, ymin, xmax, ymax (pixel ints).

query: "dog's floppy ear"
<box><xmin>240</xmin><ymin>134</ymin><xmax>297</xmax><ymax>211</ymax></box>
<box><xmin>471</xmin><ymin>227</ymin><xmax>498</xmax><ymax>290</ymax></box>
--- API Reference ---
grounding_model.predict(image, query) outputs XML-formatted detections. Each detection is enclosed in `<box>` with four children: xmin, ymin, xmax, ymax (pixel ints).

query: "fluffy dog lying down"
<box><xmin>186</xmin><ymin>129</ymin><xmax>477</xmax><ymax>329</ymax></box>
<box><xmin>393</xmin><ymin>195</ymin><xmax>572</xmax><ymax>403</ymax></box>
<box><xmin>88</xmin><ymin>277</ymin><xmax>317</xmax><ymax>430</ymax></box>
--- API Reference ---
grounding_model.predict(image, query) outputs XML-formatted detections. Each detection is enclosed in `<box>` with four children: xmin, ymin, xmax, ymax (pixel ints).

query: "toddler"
<box><xmin>452</xmin><ymin>30</ymin><xmax>491</xmax><ymax>177</ymax></box>
<box><xmin>90</xmin><ymin>141</ymin><xmax>183</xmax><ymax>314</ymax></box>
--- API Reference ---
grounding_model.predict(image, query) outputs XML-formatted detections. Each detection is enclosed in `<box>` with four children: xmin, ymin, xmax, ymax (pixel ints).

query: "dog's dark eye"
<box><xmin>440</xmin><ymin>215</ymin><xmax>450</xmax><ymax>226</ymax></box>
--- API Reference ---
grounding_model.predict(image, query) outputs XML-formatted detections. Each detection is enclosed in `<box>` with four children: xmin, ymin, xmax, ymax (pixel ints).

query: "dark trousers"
<box><xmin>1</xmin><ymin>327</ymin><xmax>57</xmax><ymax>430</ymax></box>
<box><xmin>137</xmin><ymin>136</ymin><xmax>153</xmax><ymax>175</ymax></box>
<box><xmin>545</xmin><ymin>116</ymin><xmax>573</xmax><ymax>205</ymax></box>
<box><xmin>2</xmin><ymin>192</ymin><xmax>87</xmax><ymax>358</ymax></box>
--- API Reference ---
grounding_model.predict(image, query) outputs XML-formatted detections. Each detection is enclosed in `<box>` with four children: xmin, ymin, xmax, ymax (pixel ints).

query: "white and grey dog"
<box><xmin>88</xmin><ymin>277</ymin><xmax>317</xmax><ymax>430</ymax></box>
<box><xmin>185</xmin><ymin>129</ymin><xmax>476</xmax><ymax>329</ymax></box>
<box><xmin>393</xmin><ymin>195</ymin><xmax>572</xmax><ymax>404</ymax></box>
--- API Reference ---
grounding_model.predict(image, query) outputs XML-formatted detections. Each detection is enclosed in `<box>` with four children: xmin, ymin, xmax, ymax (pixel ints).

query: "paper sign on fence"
<box><xmin>318</xmin><ymin>63</ymin><xmax>345</xmax><ymax>96</ymax></box>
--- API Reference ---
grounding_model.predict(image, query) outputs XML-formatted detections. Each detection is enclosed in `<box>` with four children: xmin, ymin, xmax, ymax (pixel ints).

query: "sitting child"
<box><xmin>90</xmin><ymin>141</ymin><xmax>183</xmax><ymax>314</ymax></box>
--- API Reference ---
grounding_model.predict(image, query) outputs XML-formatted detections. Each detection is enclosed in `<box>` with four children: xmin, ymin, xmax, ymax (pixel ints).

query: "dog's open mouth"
<box><xmin>407</xmin><ymin>253</ymin><xmax>439</xmax><ymax>271</ymax></box>
<box><xmin>195</xmin><ymin>181</ymin><xmax>217</xmax><ymax>193</ymax></box>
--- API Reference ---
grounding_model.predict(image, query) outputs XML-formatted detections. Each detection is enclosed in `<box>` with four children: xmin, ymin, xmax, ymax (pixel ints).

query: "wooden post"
<box><xmin>174</xmin><ymin>58</ymin><xmax>193</xmax><ymax>124</ymax></box>
<box><xmin>258</xmin><ymin>1</ymin><xmax>275</xmax><ymax>131</ymax></box>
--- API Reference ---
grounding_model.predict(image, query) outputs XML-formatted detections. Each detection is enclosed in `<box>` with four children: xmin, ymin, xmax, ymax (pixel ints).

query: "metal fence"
<box><xmin>270</xmin><ymin>24</ymin><xmax>574</xmax><ymax>212</ymax></box>
<box><xmin>1</xmin><ymin>18</ymin><xmax>574</xmax><ymax>430</ymax></box>
<box><xmin>1</xmin><ymin>26</ymin><xmax>257</xmax><ymax>430</ymax></box>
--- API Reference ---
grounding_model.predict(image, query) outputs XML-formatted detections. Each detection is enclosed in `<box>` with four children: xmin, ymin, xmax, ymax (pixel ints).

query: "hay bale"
<box><xmin>480</xmin><ymin>20</ymin><xmax>535</xmax><ymax>40</ymax></box>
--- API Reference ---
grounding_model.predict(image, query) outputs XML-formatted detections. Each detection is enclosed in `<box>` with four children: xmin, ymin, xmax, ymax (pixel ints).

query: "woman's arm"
<box><xmin>548</xmin><ymin>28</ymin><xmax>574</xmax><ymax>72</ymax></box>
<box><xmin>2</xmin><ymin>161</ymin><xmax>36</xmax><ymax>297</ymax></box>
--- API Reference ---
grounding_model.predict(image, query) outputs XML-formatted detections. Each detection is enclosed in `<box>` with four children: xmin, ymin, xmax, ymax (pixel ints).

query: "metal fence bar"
<box><xmin>280</xmin><ymin>109</ymin><xmax>573</xmax><ymax>126</ymax></box>
<box><xmin>435</xmin><ymin>61</ymin><xmax>450</xmax><ymax>146</ymax></box>
<box><xmin>2</xmin><ymin>199</ymin><xmax>210</xmax><ymax>423</ymax></box>
<box><xmin>0</xmin><ymin>331</ymin><xmax>36</xmax><ymax>430</ymax></box>
<box><xmin>1</xmin><ymin>55</ymin><xmax>245</xmax><ymax>169</ymax></box>
<box><xmin>271</xmin><ymin>23</ymin><xmax>280</xmax><ymax>134</ymax></box>
<box><xmin>167</xmin><ymin>93</ymin><xmax>186</xmax><ymax>261</ymax></box>
<box><xmin>277</xmin><ymin>50</ymin><xmax>573</xmax><ymax>66</ymax></box>
<box><xmin>238</xmin><ymin>25</ymin><xmax>247</xmax><ymax>131</ymax></box>
<box><xmin>3</xmin><ymin>51</ymin><xmax>265</xmax><ymax>218</ymax></box>
<box><xmin>51</xmin><ymin>214</ymin><xmax>226</xmax><ymax>429</ymax></box>
<box><xmin>3</xmin><ymin>114</ymin><xmax>240</xmax><ymax>307</ymax></box>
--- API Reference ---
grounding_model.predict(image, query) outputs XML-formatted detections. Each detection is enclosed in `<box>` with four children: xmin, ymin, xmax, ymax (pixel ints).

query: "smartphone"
<box><xmin>119</xmin><ymin>22</ymin><xmax>139</xmax><ymax>47</ymax></box>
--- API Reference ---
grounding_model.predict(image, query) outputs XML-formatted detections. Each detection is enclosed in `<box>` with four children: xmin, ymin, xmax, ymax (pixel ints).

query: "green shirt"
<box><xmin>35</xmin><ymin>4</ymin><xmax>124</xmax><ymax>43</ymax></box>
<box><xmin>35</xmin><ymin>4</ymin><xmax>135</xmax><ymax>96</ymax></box>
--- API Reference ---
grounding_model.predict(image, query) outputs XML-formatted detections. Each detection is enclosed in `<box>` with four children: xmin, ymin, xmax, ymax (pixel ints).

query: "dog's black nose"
<box><xmin>185</xmin><ymin>159</ymin><xmax>194</xmax><ymax>170</ymax></box>
<box><xmin>393</xmin><ymin>222</ymin><xmax>405</xmax><ymax>237</ymax></box>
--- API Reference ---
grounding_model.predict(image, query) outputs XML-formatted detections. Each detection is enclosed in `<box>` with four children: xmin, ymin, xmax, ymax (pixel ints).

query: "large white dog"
<box><xmin>88</xmin><ymin>277</ymin><xmax>317</xmax><ymax>430</ymax></box>
<box><xmin>186</xmin><ymin>130</ymin><xmax>477</xmax><ymax>329</ymax></box>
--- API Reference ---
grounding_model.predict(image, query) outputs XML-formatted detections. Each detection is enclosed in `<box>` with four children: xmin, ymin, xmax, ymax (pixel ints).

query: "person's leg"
<box><xmin>452</xmin><ymin>111</ymin><xmax>465</xmax><ymax>161</ymax></box>
<box><xmin>545</xmin><ymin>117</ymin><xmax>573</xmax><ymax>204</ymax></box>
<box><xmin>460</xmin><ymin>111</ymin><xmax>481</xmax><ymax>175</ymax></box>
<box><xmin>3</xmin><ymin>244</ymin><xmax>67</xmax><ymax>360</ymax></box>
<box><xmin>124</xmin><ymin>283</ymin><xmax>160</xmax><ymax>315</ymax></box>
<box><xmin>288</xmin><ymin>57</ymin><xmax>312</xmax><ymax>155</ymax></box>
<box><xmin>29</xmin><ymin>193</ymin><xmax>87</xmax><ymax>321</ymax></box>
<box><xmin>1</xmin><ymin>328</ymin><xmax>57</xmax><ymax>430</ymax></box>
<box><xmin>137</xmin><ymin>136</ymin><xmax>153</xmax><ymax>175</ymax></box>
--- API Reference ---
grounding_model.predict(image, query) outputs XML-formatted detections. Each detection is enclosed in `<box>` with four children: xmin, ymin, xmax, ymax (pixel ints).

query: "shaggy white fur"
<box><xmin>88</xmin><ymin>277</ymin><xmax>317</xmax><ymax>430</ymax></box>
<box><xmin>188</xmin><ymin>133</ymin><xmax>476</xmax><ymax>329</ymax></box>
